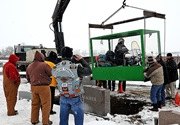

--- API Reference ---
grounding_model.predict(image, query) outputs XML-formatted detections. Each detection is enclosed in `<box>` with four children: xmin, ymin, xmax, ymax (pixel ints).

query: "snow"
<box><xmin>0</xmin><ymin>71</ymin><xmax>180</xmax><ymax>125</ymax></box>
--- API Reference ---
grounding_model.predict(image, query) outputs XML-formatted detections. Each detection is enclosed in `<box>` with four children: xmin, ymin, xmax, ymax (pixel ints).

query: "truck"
<box><xmin>14</xmin><ymin>0</ymin><xmax>70</xmax><ymax>77</ymax></box>
<box><xmin>14</xmin><ymin>44</ymin><xmax>56</xmax><ymax>77</ymax></box>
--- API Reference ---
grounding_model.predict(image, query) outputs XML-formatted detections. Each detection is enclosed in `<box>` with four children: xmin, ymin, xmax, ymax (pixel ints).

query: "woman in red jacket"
<box><xmin>3</xmin><ymin>54</ymin><xmax>20</xmax><ymax>116</ymax></box>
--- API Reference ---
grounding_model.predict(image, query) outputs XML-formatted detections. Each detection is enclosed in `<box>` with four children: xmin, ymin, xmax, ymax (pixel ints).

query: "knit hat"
<box><xmin>167</xmin><ymin>53</ymin><xmax>172</xmax><ymax>57</ymax></box>
<box><xmin>118</xmin><ymin>38</ymin><xmax>125</xmax><ymax>44</ymax></box>
<box><xmin>61</xmin><ymin>46</ymin><xmax>73</xmax><ymax>58</ymax></box>
<box><xmin>47</xmin><ymin>51</ymin><xmax>57</xmax><ymax>60</ymax></box>
<box><xmin>147</xmin><ymin>56</ymin><xmax>155</xmax><ymax>64</ymax></box>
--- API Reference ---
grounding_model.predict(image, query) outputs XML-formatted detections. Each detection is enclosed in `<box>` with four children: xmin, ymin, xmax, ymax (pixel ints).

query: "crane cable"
<box><xmin>101</xmin><ymin>0</ymin><xmax>166</xmax><ymax>55</ymax></box>
<box><xmin>101</xmin><ymin>0</ymin><xmax>126</xmax><ymax>25</ymax></box>
<box><xmin>101</xmin><ymin>0</ymin><xmax>155</xmax><ymax>26</ymax></box>
<box><xmin>125</xmin><ymin>4</ymin><xmax>153</xmax><ymax>12</ymax></box>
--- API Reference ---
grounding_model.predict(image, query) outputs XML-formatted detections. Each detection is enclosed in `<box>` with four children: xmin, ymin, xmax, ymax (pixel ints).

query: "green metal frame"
<box><xmin>89</xmin><ymin>29</ymin><xmax>161</xmax><ymax>81</ymax></box>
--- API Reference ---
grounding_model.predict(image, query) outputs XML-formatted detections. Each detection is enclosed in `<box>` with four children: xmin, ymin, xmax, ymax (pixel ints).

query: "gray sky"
<box><xmin>0</xmin><ymin>0</ymin><xmax>179</xmax><ymax>53</ymax></box>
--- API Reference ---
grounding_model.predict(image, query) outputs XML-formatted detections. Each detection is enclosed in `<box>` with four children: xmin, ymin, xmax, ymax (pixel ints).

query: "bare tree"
<box><xmin>0</xmin><ymin>46</ymin><xmax>14</xmax><ymax>57</ymax></box>
<box><xmin>6</xmin><ymin>46</ymin><xmax>14</xmax><ymax>55</ymax></box>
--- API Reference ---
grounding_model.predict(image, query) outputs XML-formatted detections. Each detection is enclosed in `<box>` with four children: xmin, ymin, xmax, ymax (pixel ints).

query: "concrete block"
<box><xmin>18</xmin><ymin>91</ymin><xmax>31</xmax><ymax>101</ymax></box>
<box><xmin>83</xmin><ymin>85</ymin><xmax>110</xmax><ymax>116</ymax></box>
<box><xmin>82</xmin><ymin>76</ymin><xmax>96</xmax><ymax>86</ymax></box>
<box><xmin>18</xmin><ymin>85</ymin><xmax>110</xmax><ymax>117</ymax></box>
<box><xmin>159</xmin><ymin>110</ymin><xmax>180</xmax><ymax>125</ymax></box>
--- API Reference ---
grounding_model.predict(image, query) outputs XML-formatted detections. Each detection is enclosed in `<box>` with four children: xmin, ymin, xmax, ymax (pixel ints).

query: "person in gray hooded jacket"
<box><xmin>53</xmin><ymin>46</ymin><xmax>92</xmax><ymax>125</ymax></box>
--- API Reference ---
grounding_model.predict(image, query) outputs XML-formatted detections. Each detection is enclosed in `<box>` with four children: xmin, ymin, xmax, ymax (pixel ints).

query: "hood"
<box><xmin>46</xmin><ymin>51</ymin><xmax>57</xmax><ymax>63</ymax></box>
<box><xmin>9</xmin><ymin>54</ymin><xmax>19</xmax><ymax>65</ymax></box>
<box><xmin>34</xmin><ymin>51</ymin><xmax>45</xmax><ymax>62</ymax></box>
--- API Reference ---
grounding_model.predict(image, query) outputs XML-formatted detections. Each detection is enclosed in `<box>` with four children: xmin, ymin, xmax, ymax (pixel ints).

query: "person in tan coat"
<box><xmin>144</xmin><ymin>56</ymin><xmax>164</xmax><ymax>111</ymax></box>
<box><xmin>3</xmin><ymin>54</ymin><xmax>20</xmax><ymax>116</ymax></box>
<box><xmin>26</xmin><ymin>51</ymin><xmax>52</xmax><ymax>125</ymax></box>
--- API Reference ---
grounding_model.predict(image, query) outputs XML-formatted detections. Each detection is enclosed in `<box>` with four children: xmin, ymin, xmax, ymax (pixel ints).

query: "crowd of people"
<box><xmin>95</xmin><ymin>38</ymin><xmax>179</xmax><ymax>112</ymax></box>
<box><xmin>2</xmin><ymin>46</ymin><xmax>92</xmax><ymax>125</ymax></box>
<box><xmin>2</xmin><ymin>41</ymin><xmax>180</xmax><ymax>125</ymax></box>
<box><xmin>144</xmin><ymin>53</ymin><xmax>179</xmax><ymax>111</ymax></box>
<box><xmin>96</xmin><ymin>38</ymin><xmax>128</xmax><ymax>92</ymax></box>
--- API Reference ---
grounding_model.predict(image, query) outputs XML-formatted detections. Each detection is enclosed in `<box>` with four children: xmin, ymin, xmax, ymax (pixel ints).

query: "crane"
<box><xmin>51</xmin><ymin>0</ymin><xmax>70</xmax><ymax>56</ymax></box>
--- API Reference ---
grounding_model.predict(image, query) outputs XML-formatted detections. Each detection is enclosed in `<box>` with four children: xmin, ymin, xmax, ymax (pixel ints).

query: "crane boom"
<box><xmin>52</xmin><ymin>0</ymin><xmax>70</xmax><ymax>55</ymax></box>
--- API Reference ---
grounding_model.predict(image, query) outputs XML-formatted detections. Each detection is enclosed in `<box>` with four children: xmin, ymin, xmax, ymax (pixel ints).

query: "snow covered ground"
<box><xmin>0</xmin><ymin>68</ymin><xmax>180</xmax><ymax>125</ymax></box>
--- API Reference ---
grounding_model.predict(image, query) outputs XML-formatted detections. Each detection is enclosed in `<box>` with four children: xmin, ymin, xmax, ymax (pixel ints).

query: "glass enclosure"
<box><xmin>89</xmin><ymin>29</ymin><xmax>161</xmax><ymax>81</ymax></box>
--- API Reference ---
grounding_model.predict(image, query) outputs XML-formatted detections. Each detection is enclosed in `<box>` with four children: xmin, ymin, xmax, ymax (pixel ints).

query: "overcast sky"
<box><xmin>0</xmin><ymin>0</ymin><xmax>179</xmax><ymax>53</ymax></box>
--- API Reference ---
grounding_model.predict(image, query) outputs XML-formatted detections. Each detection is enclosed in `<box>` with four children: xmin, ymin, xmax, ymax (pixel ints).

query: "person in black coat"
<box><xmin>156</xmin><ymin>54</ymin><xmax>169</xmax><ymax>106</ymax></box>
<box><xmin>114</xmin><ymin>38</ymin><xmax>129</xmax><ymax>65</ymax></box>
<box><xmin>106</xmin><ymin>50</ymin><xmax>116</xmax><ymax>91</ymax></box>
<box><xmin>165</xmin><ymin>53</ymin><xmax>178</xmax><ymax>99</ymax></box>
<box><xmin>114</xmin><ymin>38</ymin><xmax>129</xmax><ymax>92</ymax></box>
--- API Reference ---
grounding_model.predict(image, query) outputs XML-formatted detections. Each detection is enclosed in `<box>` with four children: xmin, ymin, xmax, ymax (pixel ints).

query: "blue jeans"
<box><xmin>161</xmin><ymin>85</ymin><xmax>165</xmax><ymax>105</ymax></box>
<box><xmin>59</xmin><ymin>96</ymin><xmax>84</xmax><ymax>125</ymax></box>
<box><xmin>150</xmin><ymin>84</ymin><xmax>163</xmax><ymax>104</ymax></box>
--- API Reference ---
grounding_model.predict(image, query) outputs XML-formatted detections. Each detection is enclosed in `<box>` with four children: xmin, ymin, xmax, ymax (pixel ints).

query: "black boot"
<box><xmin>149</xmin><ymin>103</ymin><xmax>158</xmax><ymax>111</ymax></box>
<box><xmin>50</xmin><ymin>110</ymin><xmax>56</xmax><ymax>115</ymax></box>
<box><xmin>157</xmin><ymin>101</ymin><xmax>162</xmax><ymax>108</ymax></box>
